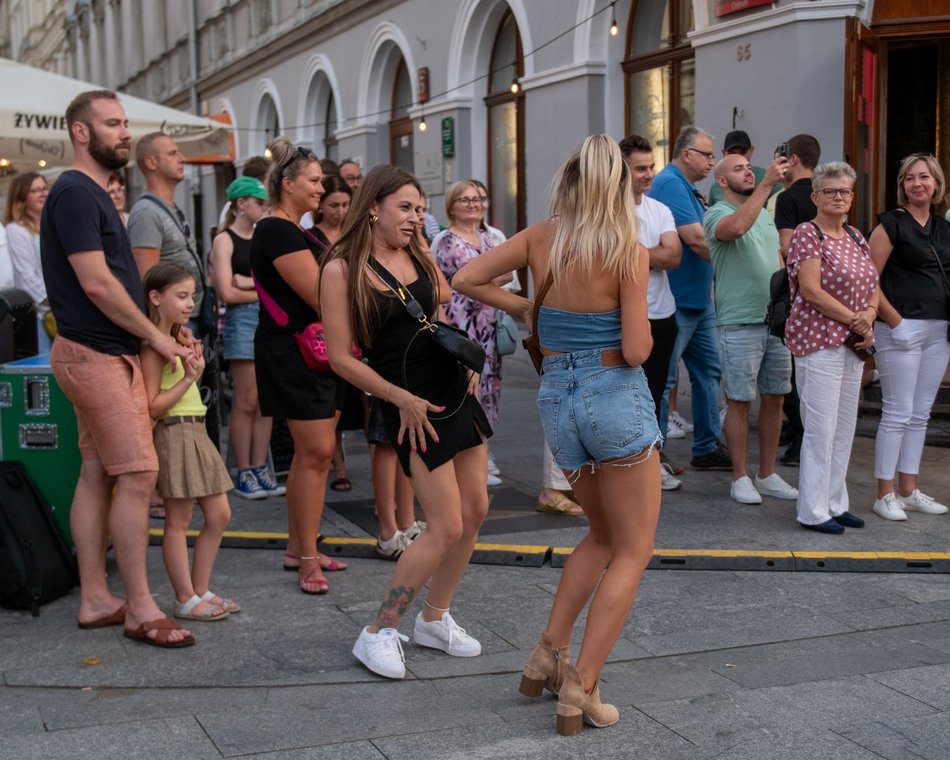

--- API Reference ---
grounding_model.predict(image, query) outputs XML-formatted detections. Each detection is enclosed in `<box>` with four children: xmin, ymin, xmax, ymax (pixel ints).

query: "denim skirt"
<box><xmin>223</xmin><ymin>302</ymin><xmax>259</xmax><ymax>361</ymax></box>
<box><xmin>537</xmin><ymin>347</ymin><xmax>660</xmax><ymax>470</ymax></box>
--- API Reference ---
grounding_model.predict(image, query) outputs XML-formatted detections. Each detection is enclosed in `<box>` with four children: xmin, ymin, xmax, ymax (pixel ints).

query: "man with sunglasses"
<box><xmin>129</xmin><ymin>133</ymin><xmax>204</xmax><ymax>333</ymax></box>
<box><xmin>648</xmin><ymin>126</ymin><xmax>732</xmax><ymax>471</ymax></box>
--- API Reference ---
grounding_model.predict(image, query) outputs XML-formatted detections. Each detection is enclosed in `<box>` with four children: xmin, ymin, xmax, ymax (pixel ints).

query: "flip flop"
<box><xmin>78</xmin><ymin>603</ymin><xmax>127</xmax><ymax>629</ymax></box>
<box><xmin>319</xmin><ymin>556</ymin><xmax>347</xmax><ymax>572</ymax></box>
<box><xmin>536</xmin><ymin>493</ymin><xmax>585</xmax><ymax>517</ymax></box>
<box><xmin>124</xmin><ymin>617</ymin><xmax>195</xmax><ymax>648</ymax></box>
<box><xmin>330</xmin><ymin>477</ymin><xmax>352</xmax><ymax>492</ymax></box>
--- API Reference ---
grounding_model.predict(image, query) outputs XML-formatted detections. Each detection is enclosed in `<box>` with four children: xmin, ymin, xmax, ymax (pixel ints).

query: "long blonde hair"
<box><xmin>547</xmin><ymin>134</ymin><xmax>640</xmax><ymax>284</ymax></box>
<box><xmin>328</xmin><ymin>164</ymin><xmax>439</xmax><ymax>348</ymax></box>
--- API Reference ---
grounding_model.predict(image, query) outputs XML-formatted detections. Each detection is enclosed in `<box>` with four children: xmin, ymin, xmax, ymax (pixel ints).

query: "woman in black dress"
<box><xmin>321</xmin><ymin>164</ymin><xmax>491</xmax><ymax>679</ymax></box>
<box><xmin>250</xmin><ymin>138</ymin><xmax>346</xmax><ymax>595</ymax></box>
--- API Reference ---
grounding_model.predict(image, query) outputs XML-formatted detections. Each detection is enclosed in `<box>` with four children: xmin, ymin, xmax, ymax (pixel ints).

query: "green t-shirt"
<box><xmin>707</xmin><ymin>165</ymin><xmax>781</xmax><ymax>206</ymax></box>
<box><xmin>703</xmin><ymin>201</ymin><xmax>781</xmax><ymax>326</ymax></box>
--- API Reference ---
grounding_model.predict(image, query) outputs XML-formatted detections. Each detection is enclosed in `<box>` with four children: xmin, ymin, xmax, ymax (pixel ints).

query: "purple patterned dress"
<box><xmin>433</xmin><ymin>228</ymin><xmax>502</xmax><ymax>428</ymax></box>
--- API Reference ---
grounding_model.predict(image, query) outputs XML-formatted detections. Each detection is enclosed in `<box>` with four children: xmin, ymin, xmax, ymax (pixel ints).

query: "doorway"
<box><xmin>883</xmin><ymin>39</ymin><xmax>949</xmax><ymax>213</ymax></box>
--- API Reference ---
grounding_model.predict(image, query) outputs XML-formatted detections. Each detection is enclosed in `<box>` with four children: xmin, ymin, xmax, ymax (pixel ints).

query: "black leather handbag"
<box><xmin>368</xmin><ymin>259</ymin><xmax>486</xmax><ymax>375</ymax></box>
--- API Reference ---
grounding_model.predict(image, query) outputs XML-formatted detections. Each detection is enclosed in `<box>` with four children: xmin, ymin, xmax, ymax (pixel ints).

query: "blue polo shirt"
<box><xmin>648</xmin><ymin>163</ymin><xmax>714</xmax><ymax>310</ymax></box>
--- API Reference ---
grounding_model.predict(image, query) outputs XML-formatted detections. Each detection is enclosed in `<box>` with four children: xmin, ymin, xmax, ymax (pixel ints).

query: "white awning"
<box><xmin>0</xmin><ymin>58</ymin><xmax>233</xmax><ymax>169</ymax></box>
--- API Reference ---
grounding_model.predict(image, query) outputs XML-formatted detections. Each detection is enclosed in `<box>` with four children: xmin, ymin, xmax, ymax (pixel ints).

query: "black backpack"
<box><xmin>767</xmin><ymin>222</ymin><xmax>863</xmax><ymax>342</ymax></box>
<box><xmin>0</xmin><ymin>461</ymin><xmax>78</xmax><ymax>616</ymax></box>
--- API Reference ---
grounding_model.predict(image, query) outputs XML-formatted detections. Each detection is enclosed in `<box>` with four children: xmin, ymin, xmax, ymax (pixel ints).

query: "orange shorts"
<box><xmin>50</xmin><ymin>336</ymin><xmax>158</xmax><ymax>475</ymax></box>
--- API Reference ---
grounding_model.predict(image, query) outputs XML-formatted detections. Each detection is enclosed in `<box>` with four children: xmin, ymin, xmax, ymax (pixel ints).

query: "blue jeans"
<box><xmin>660</xmin><ymin>303</ymin><xmax>722</xmax><ymax>457</ymax></box>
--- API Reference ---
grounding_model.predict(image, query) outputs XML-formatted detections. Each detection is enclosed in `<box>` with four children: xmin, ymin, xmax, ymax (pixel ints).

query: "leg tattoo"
<box><xmin>374</xmin><ymin>585</ymin><xmax>416</xmax><ymax>629</ymax></box>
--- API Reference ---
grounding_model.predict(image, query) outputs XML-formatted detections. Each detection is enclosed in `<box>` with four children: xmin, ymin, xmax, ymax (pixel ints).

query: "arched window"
<box><xmin>255</xmin><ymin>93</ymin><xmax>280</xmax><ymax>154</ymax></box>
<box><xmin>622</xmin><ymin>0</ymin><xmax>695</xmax><ymax>166</ymax></box>
<box><xmin>485</xmin><ymin>10</ymin><xmax>525</xmax><ymax>238</ymax></box>
<box><xmin>303</xmin><ymin>71</ymin><xmax>338</xmax><ymax>161</ymax></box>
<box><xmin>389</xmin><ymin>59</ymin><xmax>414</xmax><ymax>170</ymax></box>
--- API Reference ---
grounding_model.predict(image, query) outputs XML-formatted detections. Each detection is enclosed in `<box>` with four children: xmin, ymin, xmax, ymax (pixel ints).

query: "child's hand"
<box><xmin>193</xmin><ymin>351</ymin><xmax>206</xmax><ymax>375</ymax></box>
<box><xmin>182</xmin><ymin>356</ymin><xmax>200</xmax><ymax>382</ymax></box>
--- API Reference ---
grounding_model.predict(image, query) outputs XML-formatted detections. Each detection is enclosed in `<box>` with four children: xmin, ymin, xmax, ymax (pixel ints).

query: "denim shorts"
<box><xmin>718</xmin><ymin>323</ymin><xmax>792</xmax><ymax>401</ymax></box>
<box><xmin>223</xmin><ymin>302</ymin><xmax>259</xmax><ymax>360</ymax></box>
<box><xmin>537</xmin><ymin>348</ymin><xmax>661</xmax><ymax>470</ymax></box>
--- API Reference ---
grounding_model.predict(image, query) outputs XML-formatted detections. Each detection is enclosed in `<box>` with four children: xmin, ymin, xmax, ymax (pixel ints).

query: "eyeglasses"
<box><xmin>902</xmin><ymin>152</ymin><xmax>935</xmax><ymax>164</ymax></box>
<box><xmin>342</xmin><ymin>173</ymin><xmax>362</xmax><ymax>183</ymax></box>
<box><xmin>818</xmin><ymin>188</ymin><xmax>854</xmax><ymax>199</ymax></box>
<box><xmin>455</xmin><ymin>197</ymin><xmax>490</xmax><ymax>207</ymax></box>
<box><xmin>686</xmin><ymin>147</ymin><xmax>716</xmax><ymax>162</ymax></box>
<box><xmin>174</xmin><ymin>207</ymin><xmax>193</xmax><ymax>240</ymax></box>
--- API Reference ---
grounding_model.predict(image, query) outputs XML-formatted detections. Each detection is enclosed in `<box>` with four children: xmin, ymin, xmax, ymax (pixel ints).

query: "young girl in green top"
<box><xmin>141</xmin><ymin>261</ymin><xmax>239</xmax><ymax>622</ymax></box>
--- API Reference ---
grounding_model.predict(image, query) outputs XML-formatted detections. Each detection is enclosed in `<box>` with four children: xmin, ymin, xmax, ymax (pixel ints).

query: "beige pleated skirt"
<box><xmin>153</xmin><ymin>420</ymin><xmax>233</xmax><ymax>499</ymax></box>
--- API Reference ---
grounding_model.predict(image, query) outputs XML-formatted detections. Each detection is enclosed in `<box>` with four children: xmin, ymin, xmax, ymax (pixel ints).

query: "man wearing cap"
<box><xmin>708</xmin><ymin>130</ymin><xmax>781</xmax><ymax>206</ymax></box>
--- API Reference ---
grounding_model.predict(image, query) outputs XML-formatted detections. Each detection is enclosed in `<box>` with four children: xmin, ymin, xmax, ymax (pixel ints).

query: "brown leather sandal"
<box><xmin>123</xmin><ymin>617</ymin><xmax>195</xmax><ymax>648</ymax></box>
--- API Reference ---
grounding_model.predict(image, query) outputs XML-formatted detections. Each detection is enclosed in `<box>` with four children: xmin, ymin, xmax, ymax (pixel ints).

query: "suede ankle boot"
<box><xmin>555</xmin><ymin>664</ymin><xmax>620</xmax><ymax>736</ymax></box>
<box><xmin>519</xmin><ymin>632</ymin><xmax>570</xmax><ymax>697</ymax></box>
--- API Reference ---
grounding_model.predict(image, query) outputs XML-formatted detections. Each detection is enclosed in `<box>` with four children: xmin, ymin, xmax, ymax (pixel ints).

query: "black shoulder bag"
<box><xmin>367</xmin><ymin>258</ymin><xmax>486</xmax><ymax>376</ymax></box>
<box><xmin>926</xmin><ymin>229</ymin><xmax>950</xmax><ymax>342</ymax></box>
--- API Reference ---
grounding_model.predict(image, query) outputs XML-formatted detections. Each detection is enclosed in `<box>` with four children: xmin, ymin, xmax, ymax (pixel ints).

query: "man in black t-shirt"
<box><xmin>773</xmin><ymin>133</ymin><xmax>821</xmax><ymax>466</ymax></box>
<box><xmin>41</xmin><ymin>90</ymin><xmax>194</xmax><ymax>647</ymax></box>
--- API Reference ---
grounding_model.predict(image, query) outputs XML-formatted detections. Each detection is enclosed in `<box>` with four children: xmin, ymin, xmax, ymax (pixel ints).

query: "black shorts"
<box><xmin>255</xmin><ymin>330</ymin><xmax>344</xmax><ymax>420</ymax></box>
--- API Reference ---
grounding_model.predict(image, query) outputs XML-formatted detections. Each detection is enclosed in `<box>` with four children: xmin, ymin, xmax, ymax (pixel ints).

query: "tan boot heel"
<box><xmin>519</xmin><ymin>669</ymin><xmax>546</xmax><ymax>697</ymax></box>
<box><xmin>556</xmin><ymin>703</ymin><xmax>583</xmax><ymax>736</ymax></box>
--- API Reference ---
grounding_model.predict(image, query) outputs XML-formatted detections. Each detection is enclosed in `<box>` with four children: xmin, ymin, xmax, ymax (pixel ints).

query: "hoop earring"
<box><xmin>370</xmin><ymin>214</ymin><xmax>378</xmax><ymax>224</ymax></box>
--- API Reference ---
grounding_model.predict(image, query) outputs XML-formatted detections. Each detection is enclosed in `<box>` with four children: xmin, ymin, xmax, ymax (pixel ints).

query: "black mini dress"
<box><xmin>363</xmin><ymin>257</ymin><xmax>492</xmax><ymax>476</ymax></box>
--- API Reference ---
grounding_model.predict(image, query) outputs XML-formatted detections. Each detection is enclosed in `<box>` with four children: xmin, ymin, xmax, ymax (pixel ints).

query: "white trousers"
<box><xmin>874</xmin><ymin>319</ymin><xmax>950</xmax><ymax>480</ymax></box>
<box><xmin>795</xmin><ymin>345</ymin><xmax>864</xmax><ymax>525</ymax></box>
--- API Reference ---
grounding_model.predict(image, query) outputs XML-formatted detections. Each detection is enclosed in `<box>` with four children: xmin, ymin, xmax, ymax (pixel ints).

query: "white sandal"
<box><xmin>200</xmin><ymin>590</ymin><xmax>241</xmax><ymax>614</ymax></box>
<box><xmin>174</xmin><ymin>594</ymin><xmax>229</xmax><ymax>622</ymax></box>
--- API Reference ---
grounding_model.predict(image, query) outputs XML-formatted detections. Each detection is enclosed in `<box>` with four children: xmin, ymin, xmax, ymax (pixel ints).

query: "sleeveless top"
<box><xmin>160</xmin><ymin>360</ymin><xmax>207</xmax><ymax>418</ymax></box>
<box><xmin>537</xmin><ymin>305</ymin><xmax>623</xmax><ymax>353</ymax></box>
<box><xmin>225</xmin><ymin>228</ymin><xmax>253</xmax><ymax>279</ymax></box>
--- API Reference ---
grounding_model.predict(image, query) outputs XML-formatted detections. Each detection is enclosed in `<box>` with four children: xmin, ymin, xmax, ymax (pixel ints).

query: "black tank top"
<box><xmin>226</xmin><ymin>228</ymin><xmax>253</xmax><ymax>278</ymax></box>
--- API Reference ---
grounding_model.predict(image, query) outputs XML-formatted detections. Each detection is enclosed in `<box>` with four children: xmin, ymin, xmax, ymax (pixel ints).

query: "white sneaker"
<box><xmin>670</xmin><ymin>411</ymin><xmax>694</xmax><ymax>433</ymax></box>
<box><xmin>403</xmin><ymin>520</ymin><xmax>427</xmax><ymax>542</ymax></box>
<box><xmin>896</xmin><ymin>489</ymin><xmax>948</xmax><ymax>515</ymax></box>
<box><xmin>754</xmin><ymin>472</ymin><xmax>799</xmax><ymax>500</ymax></box>
<box><xmin>352</xmin><ymin>626</ymin><xmax>409</xmax><ymax>678</ymax></box>
<box><xmin>730</xmin><ymin>476</ymin><xmax>762</xmax><ymax>505</ymax></box>
<box><xmin>376</xmin><ymin>530</ymin><xmax>410</xmax><ymax>560</ymax></box>
<box><xmin>413</xmin><ymin>611</ymin><xmax>482</xmax><ymax>657</ymax></box>
<box><xmin>487</xmin><ymin>451</ymin><xmax>500</xmax><ymax>476</ymax></box>
<box><xmin>873</xmin><ymin>493</ymin><xmax>907</xmax><ymax>521</ymax></box>
<box><xmin>660</xmin><ymin>462</ymin><xmax>682</xmax><ymax>491</ymax></box>
<box><xmin>487</xmin><ymin>472</ymin><xmax>502</xmax><ymax>487</ymax></box>
<box><xmin>665</xmin><ymin>418</ymin><xmax>686</xmax><ymax>439</ymax></box>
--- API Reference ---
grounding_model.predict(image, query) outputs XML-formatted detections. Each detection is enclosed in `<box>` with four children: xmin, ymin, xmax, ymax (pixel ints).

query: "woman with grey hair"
<box><xmin>785</xmin><ymin>161</ymin><xmax>879</xmax><ymax>534</ymax></box>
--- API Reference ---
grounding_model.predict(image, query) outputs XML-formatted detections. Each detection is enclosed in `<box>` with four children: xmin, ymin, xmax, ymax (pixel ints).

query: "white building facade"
<box><xmin>4</xmin><ymin>0</ymin><xmax>949</xmax><ymax>243</ymax></box>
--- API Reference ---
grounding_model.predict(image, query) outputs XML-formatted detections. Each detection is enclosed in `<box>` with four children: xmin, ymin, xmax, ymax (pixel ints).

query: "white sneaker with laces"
<box><xmin>665</xmin><ymin>418</ymin><xmax>686</xmax><ymax>439</ymax></box>
<box><xmin>873</xmin><ymin>493</ymin><xmax>907</xmax><ymax>521</ymax></box>
<box><xmin>487</xmin><ymin>472</ymin><xmax>502</xmax><ymax>487</ymax></box>
<box><xmin>352</xmin><ymin>626</ymin><xmax>409</xmax><ymax>679</ymax></box>
<box><xmin>403</xmin><ymin>520</ymin><xmax>427</xmax><ymax>542</ymax></box>
<box><xmin>487</xmin><ymin>451</ymin><xmax>500</xmax><ymax>476</ymax></box>
<box><xmin>670</xmin><ymin>411</ymin><xmax>694</xmax><ymax>433</ymax></box>
<box><xmin>660</xmin><ymin>462</ymin><xmax>682</xmax><ymax>491</ymax></box>
<box><xmin>730</xmin><ymin>476</ymin><xmax>762</xmax><ymax>505</ymax></box>
<box><xmin>897</xmin><ymin>489</ymin><xmax>948</xmax><ymax>514</ymax></box>
<box><xmin>376</xmin><ymin>530</ymin><xmax>410</xmax><ymax>560</ymax></box>
<box><xmin>754</xmin><ymin>473</ymin><xmax>799</xmax><ymax>500</ymax></box>
<box><xmin>413</xmin><ymin>611</ymin><xmax>482</xmax><ymax>657</ymax></box>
